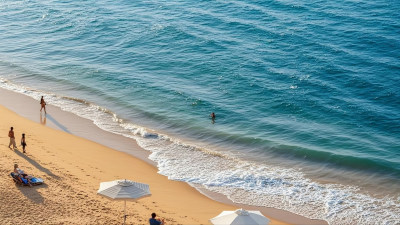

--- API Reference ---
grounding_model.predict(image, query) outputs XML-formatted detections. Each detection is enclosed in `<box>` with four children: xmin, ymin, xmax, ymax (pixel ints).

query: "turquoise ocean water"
<box><xmin>1</xmin><ymin>0</ymin><xmax>399</xmax><ymax>223</ymax></box>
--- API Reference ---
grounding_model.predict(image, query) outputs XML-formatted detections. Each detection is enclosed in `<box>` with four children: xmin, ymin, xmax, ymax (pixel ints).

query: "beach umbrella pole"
<box><xmin>123</xmin><ymin>200</ymin><xmax>126</xmax><ymax>225</ymax></box>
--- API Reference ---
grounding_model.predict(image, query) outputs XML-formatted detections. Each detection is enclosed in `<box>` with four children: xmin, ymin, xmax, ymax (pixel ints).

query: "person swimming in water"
<box><xmin>210</xmin><ymin>112</ymin><xmax>216</xmax><ymax>124</ymax></box>
<box><xmin>210</xmin><ymin>112</ymin><xmax>216</xmax><ymax>119</ymax></box>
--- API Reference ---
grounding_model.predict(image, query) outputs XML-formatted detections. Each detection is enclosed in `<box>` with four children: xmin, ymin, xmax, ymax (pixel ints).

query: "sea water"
<box><xmin>0</xmin><ymin>0</ymin><xmax>399</xmax><ymax>224</ymax></box>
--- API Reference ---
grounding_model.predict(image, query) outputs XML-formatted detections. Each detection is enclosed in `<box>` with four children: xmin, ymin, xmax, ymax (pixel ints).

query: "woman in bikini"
<box><xmin>40</xmin><ymin>96</ymin><xmax>46</xmax><ymax>114</ymax></box>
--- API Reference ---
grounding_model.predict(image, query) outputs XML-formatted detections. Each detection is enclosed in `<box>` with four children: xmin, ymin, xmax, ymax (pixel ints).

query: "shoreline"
<box><xmin>0</xmin><ymin>87</ymin><xmax>327</xmax><ymax>224</ymax></box>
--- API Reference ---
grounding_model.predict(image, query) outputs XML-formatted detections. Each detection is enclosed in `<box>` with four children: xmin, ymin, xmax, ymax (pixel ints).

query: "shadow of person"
<box><xmin>45</xmin><ymin>114</ymin><xmax>71</xmax><ymax>134</ymax></box>
<box><xmin>13</xmin><ymin>150</ymin><xmax>61</xmax><ymax>180</ymax></box>
<box><xmin>16</xmin><ymin>183</ymin><xmax>48</xmax><ymax>204</ymax></box>
<box><xmin>40</xmin><ymin>113</ymin><xmax>47</xmax><ymax>125</ymax></box>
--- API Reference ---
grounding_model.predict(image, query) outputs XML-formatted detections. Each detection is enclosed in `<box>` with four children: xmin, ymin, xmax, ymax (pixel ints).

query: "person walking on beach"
<box><xmin>40</xmin><ymin>96</ymin><xmax>47</xmax><ymax>114</ymax></box>
<box><xmin>149</xmin><ymin>213</ymin><xmax>165</xmax><ymax>225</ymax></box>
<box><xmin>8</xmin><ymin>127</ymin><xmax>17</xmax><ymax>149</ymax></box>
<box><xmin>21</xmin><ymin>133</ymin><xmax>27</xmax><ymax>153</ymax></box>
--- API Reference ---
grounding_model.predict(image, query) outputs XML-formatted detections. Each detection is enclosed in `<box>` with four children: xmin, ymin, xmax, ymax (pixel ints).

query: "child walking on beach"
<box><xmin>21</xmin><ymin>133</ymin><xmax>27</xmax><ymax>153</ymax></box>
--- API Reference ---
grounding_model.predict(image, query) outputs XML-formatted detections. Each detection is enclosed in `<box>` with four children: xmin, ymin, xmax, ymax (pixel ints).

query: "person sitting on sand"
<box><xmin>14</xmin><ymin>164</ymin><xmax>32</xmax><ymax>185</ymax></box>
<box><xmin>21</xmin><ymin>133</ymin><xmax>27</xmax><ymax>154</ymax></box>
<box><xmin>40</xmin><ymin>96</ymin><xmax>47</xmax><ymax>114</ymax></box>
<box><xmin>149</xmin><ymin>213</ymin><xmax>164</xmax><ymax>225</ymax></box>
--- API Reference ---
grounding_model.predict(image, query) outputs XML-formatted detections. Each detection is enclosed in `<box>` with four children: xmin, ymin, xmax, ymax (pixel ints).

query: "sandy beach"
<box><xmin>0</xmin><ymin>88</ymin><xmax>327</xmax><ymax>224</ymax></box>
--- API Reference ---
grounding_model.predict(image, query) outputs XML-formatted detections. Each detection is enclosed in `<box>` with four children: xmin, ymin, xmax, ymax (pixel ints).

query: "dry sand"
<box><xmin>0</xmin><ymin>88</ymin><xmax>327</xmax><ymax>224</ymax></box>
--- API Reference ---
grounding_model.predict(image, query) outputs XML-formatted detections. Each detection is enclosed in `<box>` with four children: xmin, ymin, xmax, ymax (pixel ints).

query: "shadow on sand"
<box><xmin>13</xmin><ymin>149</ymin><xmax>61</xmax><ymax>180</ymax></box>
<box><xmin>43</xmin><ymin>113</ymin><xmax>71</xmax><ymax>134</ymax></box>
<box><xmin>15</xmin><ymin>182</ymin><xmax>48</xmax><ymax>204</ymax></box>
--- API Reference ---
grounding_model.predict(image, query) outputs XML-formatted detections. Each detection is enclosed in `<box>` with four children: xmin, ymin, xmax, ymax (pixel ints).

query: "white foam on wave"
<box><xmin>134</xmin><ymin>135</ymin><xmax>400</xmax><ymax>225</ymax></box>
<box><xmin>1</xmin><ymin>78</ymin><xmax>399</xmax><ymax>225</ymax></box>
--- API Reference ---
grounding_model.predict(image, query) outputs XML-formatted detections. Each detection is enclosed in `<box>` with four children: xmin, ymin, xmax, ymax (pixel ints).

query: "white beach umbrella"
<box><xmin>97</xmin><ymin>179</ymin><xmax>151</xmax><ymax>224</ymax></box>
<box><xmin>210</xmin><ymin>209</ymin><xmax>270</xmax><ymax>225</ymax></box>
